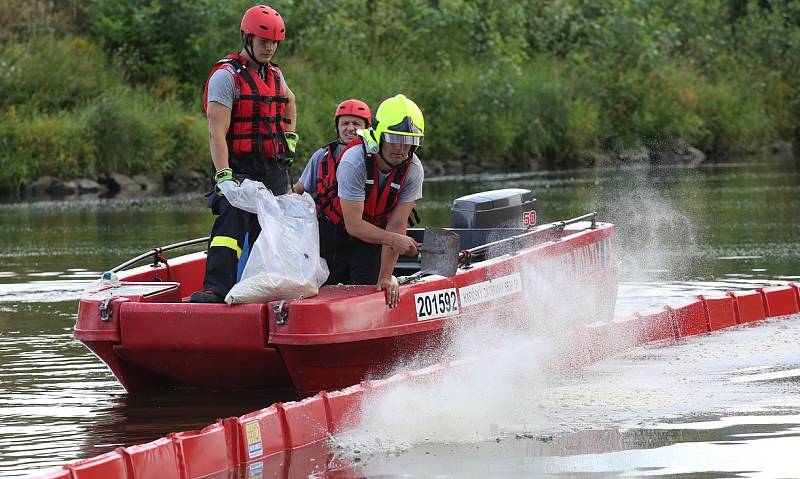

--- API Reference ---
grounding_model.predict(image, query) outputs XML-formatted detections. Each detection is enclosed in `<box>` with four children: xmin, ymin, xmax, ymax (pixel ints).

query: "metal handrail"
<box><xmin>110</xmin><ymin>236</ymin><xmax>210</xmax><ymax>273</ymax></box>
<box><xmin>460</xmin><ymin>212</ymin><xmax>598</xmax><ymax>260</ymax></box>
<box><xmin>107</xmin><ymin>212</ymin><xmax>598</xmax><ymax>274</ymax></box>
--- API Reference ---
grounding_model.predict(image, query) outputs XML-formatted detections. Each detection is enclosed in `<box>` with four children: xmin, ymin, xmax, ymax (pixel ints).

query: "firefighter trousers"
<box><xmin>202</xmin><ymin>194</ymin><xmax>261</xmax><ymax>298</ymax></box>
<box><xmin>319</xmin><ymin>216</ymin><xmax>382</xmax><ymax>286</ymax></box>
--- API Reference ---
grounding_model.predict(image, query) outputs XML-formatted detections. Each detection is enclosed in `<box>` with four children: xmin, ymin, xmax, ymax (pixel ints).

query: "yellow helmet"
<box><xmin>368</xmin><ymin>94</ymin><xmax>424</xmax><ymax>149</ymax></box>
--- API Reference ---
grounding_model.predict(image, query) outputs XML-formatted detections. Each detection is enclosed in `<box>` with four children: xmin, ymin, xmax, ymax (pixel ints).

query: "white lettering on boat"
<box><xmin>245</xmin><ymin>420</ymin><xmax>263</xmax><ymax>459</ymax></box>
<box><xmin>415</xmin><ymin>288</ymin><xmax>459</xmax><ymax>321</ymax></box>
<box><xmin>458</xmin><ymin>272</ymin><xmax>522</xmax><ymax>308</ymax></box>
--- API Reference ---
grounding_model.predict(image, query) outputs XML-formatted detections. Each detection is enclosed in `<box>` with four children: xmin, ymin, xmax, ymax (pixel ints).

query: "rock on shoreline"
<box><xmin>13</xmin><ymin>141</ymin><xmax>795</xmax><ymax>200</ymax></box>
<box><xmin>19</xmin><ymin>168</ymin><xmax>210</xmax><ymax>200</ymax></box>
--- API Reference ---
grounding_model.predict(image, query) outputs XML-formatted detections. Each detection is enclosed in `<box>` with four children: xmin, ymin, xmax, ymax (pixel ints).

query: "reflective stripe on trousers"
<box><xmin>210</xmin><ymin>235</ymin><xmax>242</xmax><ymax>258</ymax></box>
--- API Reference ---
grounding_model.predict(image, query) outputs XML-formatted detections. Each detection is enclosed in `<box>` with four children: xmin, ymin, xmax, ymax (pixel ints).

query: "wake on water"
<box><xmin>331</xmin><ymin>171</ymin><xmax>800</xmax><ymax>461</ymax></box>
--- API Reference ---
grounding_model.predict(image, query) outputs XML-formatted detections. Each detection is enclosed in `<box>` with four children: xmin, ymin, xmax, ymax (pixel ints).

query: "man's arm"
<box><xmin>378</xmin><ymin>202</ymin><xmax>416</xmax><ymax>308</ymax></box>
<box><xmin>377</xmin><ymin>201</ymin><xmax>416</xmax><ymax>281</ymax></box>
<box><xmin>340</xmin><ymin>199</ymin><xmax>418</xmax><ymax>255</ymax></box>
<box><xmin>283</xmin><ymin>83</ymin><xmax>297</xmax><ymax>132</ymax></box>
<box><xmin>294</xmin><ymin>148</ymin><xmax>322</xmax><ymax>194</ymax></box>
<box><xmin>207</xmin><ymin>101</ymin><xmax>232</xmax><ymax>171</ymax></box>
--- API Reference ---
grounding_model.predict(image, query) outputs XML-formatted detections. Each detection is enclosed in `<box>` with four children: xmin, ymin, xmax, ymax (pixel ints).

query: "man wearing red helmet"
<box><xmin>191</xmin><ymin>4</ymin><xmax>298</xmax><ymax>303</ymax></box>
<box><xmin>292</xmin><ymin>99</ymin><xmax>375</xmax><ymax>286</ymax></box>
<box><xmin>293</xmin><ymin>99</ymin><xmax>371</xmax><ymax>196</ymax></box>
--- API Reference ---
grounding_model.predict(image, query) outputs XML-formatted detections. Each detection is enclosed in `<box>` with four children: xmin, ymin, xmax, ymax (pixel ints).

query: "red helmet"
<box><xmin>241</xmin><ymin>5</ymin><xmax>285</xmax><ymax>41</ymax></box>
<box><xmin>335</xmin><ymin>99</ymin><xmax>372</xmax><ymax>127</ymax></box>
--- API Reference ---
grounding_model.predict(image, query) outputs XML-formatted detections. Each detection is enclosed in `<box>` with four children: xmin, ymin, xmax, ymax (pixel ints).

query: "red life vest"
<box><xmin>202</xmin><ymin>54</ymin><xmax>288</xmax><ymax>161</ymax></box>
<box><xmin>316</xmin><ymin>137</ymin><xmax>411</xmax><ymax>229</ymax></box>
<box><xmin>314</xmin><ymin>140</ymin><xmax>342</xmax><ymax>217</ymax></box>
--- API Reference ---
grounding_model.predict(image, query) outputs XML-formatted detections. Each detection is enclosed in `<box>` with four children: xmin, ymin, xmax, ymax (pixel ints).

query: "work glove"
<box><xmin>214</xmin><ymin>167</ymin><xmax>238</xmax><ymax>198</ymax></box>
<box><xmin>284</xmin><ymin>131</ymin><xmax>299</xmax><ymax>166</ymax></box>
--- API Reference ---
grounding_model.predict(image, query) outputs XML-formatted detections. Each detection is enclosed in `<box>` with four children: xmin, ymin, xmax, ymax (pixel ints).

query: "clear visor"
<box><xmin>382</xmin><ymin>132</ymin><xmax>423</xmax><ymax>146</ymax></box>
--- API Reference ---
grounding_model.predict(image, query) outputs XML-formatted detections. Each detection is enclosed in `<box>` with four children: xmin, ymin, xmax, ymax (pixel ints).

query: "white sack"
<box><xmin>224</xmin><ymin>179</ymin><xmax>329</xmax><ymax>304</ymax></box>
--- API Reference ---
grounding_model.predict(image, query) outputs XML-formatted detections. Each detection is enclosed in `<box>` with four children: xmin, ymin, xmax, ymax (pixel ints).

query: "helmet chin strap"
<box><xmin>241</xmin><ymin>33</ymin><xmax>267</xmax><ymax>77</ymax></box>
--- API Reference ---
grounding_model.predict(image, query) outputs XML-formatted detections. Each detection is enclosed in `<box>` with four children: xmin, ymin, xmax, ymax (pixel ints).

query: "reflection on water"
<box><xmin>0</xmin><ymin>159</ymin><xmax>798</xmax><ymax>477</ymax></box>
<box><xmin>0</xmin><ymin>306</ymin><xmax>296</xmax><ymax>475</ymax></box>
<box><xmin>327</xmin><ymin>419</ymin><xmax>800</xmax><ymax>478</ymax></box>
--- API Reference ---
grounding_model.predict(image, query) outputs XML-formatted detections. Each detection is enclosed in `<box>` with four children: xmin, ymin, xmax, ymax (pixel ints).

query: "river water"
<box><xmin>1</xmin><ymin>159</ymin><xmax>799</xmax><ymax>477</ymax></box>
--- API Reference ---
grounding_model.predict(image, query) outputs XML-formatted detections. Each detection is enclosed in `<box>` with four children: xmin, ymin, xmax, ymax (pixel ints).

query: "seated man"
<box><xmin>294</xmin><ymin>99</ymin><xmax>372</xmax><ymax>195</ymax></box>
<box><xmin>314</xmin><ymin>94</ymin><xmax>424</xmax><ymax>308</ymax></box>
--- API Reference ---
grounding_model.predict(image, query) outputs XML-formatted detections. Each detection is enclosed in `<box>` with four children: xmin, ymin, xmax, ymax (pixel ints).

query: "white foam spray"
<box><xmin>591</xmin><ymin>167</ymin><xmax>699</xmax><ymax>284</ymax></box>
<box><xmin>331</xmin><ymin>314</ymin><xmax>800</xmax><ymax>477</ymax></box>
<box><xmin>332</xmin><ymin>168</ymin><xmax>711</xmax><ymax>458</ymax></box>
<box><xmin>332</xmin><ymin>251</ymin><xmax>619</xmax><ymax>455</ymax></box>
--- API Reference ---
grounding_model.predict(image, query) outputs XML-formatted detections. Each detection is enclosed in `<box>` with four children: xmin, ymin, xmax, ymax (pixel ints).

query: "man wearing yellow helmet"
<box><xmin>314</xmin><ymin>94</ymin><xmax>424</xmax><ymax>308</ymax></box>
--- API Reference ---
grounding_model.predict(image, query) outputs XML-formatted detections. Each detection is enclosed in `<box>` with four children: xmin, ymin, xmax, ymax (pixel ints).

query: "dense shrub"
<box><xmin>80</xmin><ymin>86</ymin><xmax>209</xmax><ymax>175</ymax></box>
<box><xmin>85</xmin><ymin>0</ymin><xmax>248</xmax><ymax>97</ymax></box>
<box><xmin>0</xmin><ymin>36</ymin><xmax>119</xmax><ymax>113</ymax></box>
<box><xmin>1</xmin><ymin>0</ymin><xmax>799</xmax><ymax>192</ymax></box>
<box><xmin>0</xmin><ymin>111</ymin><xmax>96</xmax><ymax>188</ymax></box>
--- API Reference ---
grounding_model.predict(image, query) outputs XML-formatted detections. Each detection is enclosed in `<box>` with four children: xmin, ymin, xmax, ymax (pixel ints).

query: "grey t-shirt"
<box><xmin>337</xmin><ymin>146</ymin><xmax>424</xmax><ymax>204</ymax></box>
<box><xmin>298</xmin><ymin>143</ymin><xmax>343</xmax><ymax>192</ymax></box>
<box><xmin>206</xmin><ymin>65</ymin><xmax>288</xmax><ymax>110</ymax></box>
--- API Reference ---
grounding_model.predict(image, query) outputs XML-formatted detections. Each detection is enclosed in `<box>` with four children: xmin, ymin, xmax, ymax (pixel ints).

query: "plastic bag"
<box><xmin>224</xmin><ymin>179</ymin><xmax>329</xmax><ymax>304</ymax></box>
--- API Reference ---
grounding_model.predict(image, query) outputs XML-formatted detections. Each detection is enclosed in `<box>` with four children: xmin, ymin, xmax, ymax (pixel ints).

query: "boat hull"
<box><xmin>74</xmin><ymin>221</ymin><xmax>617</xmax><ymax>394</ymax></box>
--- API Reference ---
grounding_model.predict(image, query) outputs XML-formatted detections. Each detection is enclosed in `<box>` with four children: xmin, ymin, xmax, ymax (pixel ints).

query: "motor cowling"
<box><xmin>450</xmin><ymin>188</ymin><xmax>538</xmax><ymax>229</ymax></box>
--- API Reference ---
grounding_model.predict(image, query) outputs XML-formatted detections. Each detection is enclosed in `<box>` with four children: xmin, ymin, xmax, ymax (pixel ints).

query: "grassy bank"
<box><xmin>1</xmin><ymin>1</ymin><xmax>798</xmax><ymax>194</ymax></box>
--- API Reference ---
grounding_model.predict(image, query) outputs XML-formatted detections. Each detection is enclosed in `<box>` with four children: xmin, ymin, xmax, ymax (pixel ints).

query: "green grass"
<box><xmin>0</xmin><ymin>30</ymin><xmax>796</xmax><ymax>193</ymax></box>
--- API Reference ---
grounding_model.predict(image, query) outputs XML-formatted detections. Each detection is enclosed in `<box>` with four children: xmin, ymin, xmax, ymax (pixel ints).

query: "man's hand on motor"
<box><xmin>377</xmin><ymin>275</ymin><xmax>400</xmax><ymax>308</ymax></box>
<box><xmin>390</xmin><ymin>233</ymin><xmax>420</xmax><ymax>256</ymax></box>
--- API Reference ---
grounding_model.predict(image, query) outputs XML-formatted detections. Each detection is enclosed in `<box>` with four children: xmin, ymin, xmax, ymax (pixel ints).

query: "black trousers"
<box><xmin>319</xmin><ymin>217</ymin><xmax>382</xmax><ymax>285</ymax></box>
<box><xmin>202</xmin><ymin>194</ymin><xmax>261</xmax><ymax>298</ymax></box>
<box><xmin>201</xmin><ymin>159</ymin><xmax>289</xmax><ymax>297</ymax></box>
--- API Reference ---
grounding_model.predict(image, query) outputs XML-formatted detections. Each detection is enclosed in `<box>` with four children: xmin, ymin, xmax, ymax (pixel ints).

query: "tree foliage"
<box><xmin>1</xmin><ymin>0</ymin><xmax>799</xmax><ymax>191</ymax></box>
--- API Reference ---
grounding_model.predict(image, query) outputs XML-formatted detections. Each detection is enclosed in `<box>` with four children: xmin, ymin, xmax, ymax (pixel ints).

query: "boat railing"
<box><xmin>108</xmin><ymin>212</ymin><xmax>598</xmax><ymax>274</ymax></box>
<box><xmin>459</xmin><ymin>212</ymin><xmax>597</xmax><ymax>267</ymax></box>
<box><xmin>110</xmin><ymin>237</ymin><xmax>210</xmax><ymax>273</ymax></box>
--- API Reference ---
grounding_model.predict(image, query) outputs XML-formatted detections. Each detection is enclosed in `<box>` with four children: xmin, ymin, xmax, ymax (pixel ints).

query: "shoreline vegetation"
<box><xmin>1</xmin><ymin>1</ymin><xmax>798</xmax><ymax>199</ymax></box>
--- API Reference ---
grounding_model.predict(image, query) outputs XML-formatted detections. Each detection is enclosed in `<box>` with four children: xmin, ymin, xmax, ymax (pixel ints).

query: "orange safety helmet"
<box><xmin>241</xmin><ymin>5</ymin><xmax>285</xmax><ymax>41</ymax></box>
<box><xmin>335</xmin><ymin>99</ymin><xmax>372</xmax><ymax>129</ymax></box>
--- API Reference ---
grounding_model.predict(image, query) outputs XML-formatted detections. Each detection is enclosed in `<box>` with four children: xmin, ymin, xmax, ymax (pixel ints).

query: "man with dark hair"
<box><xmin>191</xmin><ymin>4</ymin><xmax>298</xmax><ymax>303</ymax></box>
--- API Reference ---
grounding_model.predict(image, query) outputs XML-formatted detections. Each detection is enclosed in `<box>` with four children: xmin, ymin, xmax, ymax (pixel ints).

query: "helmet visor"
<box><xmin>382</xmin><ymin>132</ymin><xmax>423</xmax><ymax>146</ymax></box>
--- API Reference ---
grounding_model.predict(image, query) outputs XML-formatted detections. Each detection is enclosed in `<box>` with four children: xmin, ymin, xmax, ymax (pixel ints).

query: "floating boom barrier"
<box><xmin>28</xmin><ymin>283</ymin><xmax>800</xmax><ymax>479</ymax></box>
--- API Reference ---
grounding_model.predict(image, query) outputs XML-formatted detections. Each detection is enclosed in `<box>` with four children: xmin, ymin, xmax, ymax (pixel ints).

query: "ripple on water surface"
<box><xmin>1</xmin><ymin>160</ymin><xmax>798</xmax><ymax>477</ymax></box>
<box><xmin>331</xmin><ymin>314</ymin><xmax>800</xmax><ymax>477</ymax></box>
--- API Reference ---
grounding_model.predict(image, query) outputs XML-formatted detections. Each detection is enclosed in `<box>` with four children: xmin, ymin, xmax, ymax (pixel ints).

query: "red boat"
<box><xmin>74</xmin><ymin>189</ymin><xmax>618</xmax><ymax>394</ymax></box>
